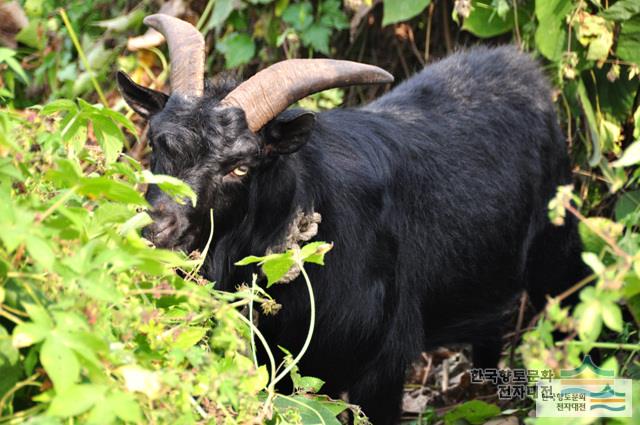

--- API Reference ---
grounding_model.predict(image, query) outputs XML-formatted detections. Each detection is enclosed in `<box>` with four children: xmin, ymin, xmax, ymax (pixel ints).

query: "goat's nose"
<box><xmin>142</xmin><ymin>213</ymin><xmax>178</xmax><ymax>247</ymax></box>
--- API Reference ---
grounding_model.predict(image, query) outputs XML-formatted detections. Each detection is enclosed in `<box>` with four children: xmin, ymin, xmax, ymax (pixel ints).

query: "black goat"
<box><xmin>117</xmin><ymin>15</ymin><xmax>587</xmax><ymax>424</ymax></box>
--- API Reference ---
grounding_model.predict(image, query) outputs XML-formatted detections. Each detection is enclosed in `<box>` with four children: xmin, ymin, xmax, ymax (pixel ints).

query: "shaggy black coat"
<box><xmin>118</xmin><ymin>45</ymin><xmax>587</xmax><ymax>425</ymax></box>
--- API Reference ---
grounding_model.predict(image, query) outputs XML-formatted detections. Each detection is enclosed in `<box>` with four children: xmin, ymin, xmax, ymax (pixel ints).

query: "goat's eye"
<box><xmin>231</xmin><ymin>165</ymin><xmax>249</xmax><ymax>177</ymax></box>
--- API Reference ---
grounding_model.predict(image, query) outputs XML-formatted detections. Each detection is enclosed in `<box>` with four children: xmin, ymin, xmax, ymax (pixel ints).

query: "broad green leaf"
<box><xmin>91</xmin><ymin>114</ymin><xmax>124</xmax><ymax>164</ymax></box>
<box><xmin>41</xmin><ymin>335</ymin><xmax>80</xmax><ymax>392</ymax></box>
<box><xmin>382</xmin><ymin>0</ymin><xmax>430</xmax><ymax>26</ymax></box>
<box><xmin>48</xmin><ymin>384</ymin><xmax>106</xmax><ymax>417</ymax></box>
<box><xmin>535</xmin><ymin>0</ymin><xmax>573</xmax><ymax>61</ymax></box>
<box><xmin>600</xmin><ymin>0</ymin><xmax>640</xmax><ymax>21</ymax></box>
<box><xmin>301</xmin><ymin>23</ymin><xmax>332</xmax><ymax>54</ymax></box>
<box><xmin>22</xmin><ymin>303</ymin><xmax>53</xmax><ymax>329</ymax></box>
<box><xmin>282</xmin><ymin>2</ymin><xmax>314</xmax><ymax>31</ymax></box>
<box><xmin>263</xmin><ymin>255</ymin><xmax>296</xmax><ymax>286</ymax></box>
<box><xmin>12</xmin><ymin>322</ymin><xmax>49</xmax><ymax>348</ymax></box>
<box><xmin>25</xmin><ymin>235</ymin><xmax>55</xmax><ymax>269</ymax></box>
<box><xmin>617</xmin><ymin>15</ymin><xmax>640</xmax><ymax>65</ymax></box>
<box><xmin>207</xmin><ymin>0</ymin><xmax>235</xmax><ymax>30</ymax></box>
<box><xmin>216</xmin><ymin>32</ymin><xmax>256</xmax><ymax>69</ymax></box>
<box><xmin>273</xmin><ymin>395</ymin><xmax>343</xmax><ymax>425</ymax></box>
<box><xmin>601</xmin><ymin>301</ymin><xmax>623</xmax><ymax>332</ymax></box>
<box><xmin>579</xmin><ymin>300</ymin><xmax>603</xmax><ymax>341</ymax></box>
<box><xmin>443</xmin><ymin>400</ymin><xmax>500</xmax><ymax>425</ymax></box>
<box><xmin>172</xmin><ymin>327</ymin><xmax>208</xmax><ymax>350</ymax></box>
<box><xmin>78</xmin><ymin>177</ymin><xmax>147</xmax><ymax>206</ymax></box>
<box><xmin>615</xmin><ymin>190</ymin><xmax>640</xmax><ymax>221</ymax></box>
<box><xmin>463</xmin><ymin>0</ymin><xmax>513</xmax><ymax>38</ymax></box>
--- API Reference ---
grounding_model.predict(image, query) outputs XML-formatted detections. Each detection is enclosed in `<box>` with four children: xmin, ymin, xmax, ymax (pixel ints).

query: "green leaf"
<box><xmin>579</xmin><ymin>300</ymin><xmax>603</xmax><ymax>341</ymax></box>
<box><xmin>443</xmin><ymin>400</ymin><xmax>500</xmax><ymax>425</ymax></box>
<box><xmin>25</xmin><ymin>235</ymin><xmax>55</xmax><ymax>269</ymax></box>
<box><xmin>601</xmin><ymin>302</ymin><xmax>623</xmax><ymax>332</ymax></box>
<box><xmin>382</xmin><ymin>0</ymin><xmax>430</xmax><ymax>26</ymax></box>
<box><xmin>615</xmin><ymin>190</ymin><xmax>640</xmax><ymax>221</ymax></box>
<box><xmin>48</xmin><ymin>384</ymin><xmax>107</xmax><ymax>417</ymax></box>
<box><xmin>22</xmin><ymin>303</ymin><xmax>53</xmax><ymax>329</ymax></box>
<box><xmin>0</xmin><ymin>48</ymin><xmax>29</xmax><ymax>84</ymax></box>
<box><xmin>41</xmin><ymin>99</ymin><xmax>78</xmax><ymax>116</ymax></box>
<box><xmin>0</xmin><ymin>327</ymin><xmax>21</xmax><ymax>398</ymax></box>
<box><xmin>140</xmin><ymin>170</ymin><xmax>197</xmax><ymax>207</ymax></box>
<box><xmin>463</xmin><ymin>0</ymin><xmax>514</xmax><ymax>38</ymax></box>
<box><xmin>12</xmin><ymin>322</ymin><xmax>49</xmax><ymax>348</ymax></box>
<box><xmin>301</xmin><ymin>23</ymin><xmax>332</xmax><ymax>54</ymax></box>
<box><xmin>41</xmin><ymin>335</ymin><xmax>80</xmax><ymax>392</ymax></box>
<box><xmin>216</xmin><ymin>32</ymin><xmax>256</xmax><ymax>69</ymax></box>
<box><xmin>582</xmin><ymin>252</ymin><xmax>605</xmax><ymax>275</ymax></box>
<box><xmin>91</xmin><ymin>114</ymin><xmax>125</xmax><ymax>164</ymax></box>
<box><xmin>207</xmin><ymin>0</ymin><xmax>235</xmax><ymax>30</ymax></box>
<box><xmin>78</xmin><ymin>177</ymin><xmax>147</xmax><ymax>206</ymax></box>
<box><xmin>273</xmin><ymin>395</ymin><xmax>343</xmax><ymax>425</ymax></box>
<box><xmin>173</xmin><ymin>327</ymin><xmax>208</xmax><ymax>350</ymax></box>
<box><xmin>534</xmin><ymin>0</ymin><xmax>573</xmax><ymax>61</ymax></box>
<box><xmin>617</xmin><ymin>15</ymin><xmax>640</xmax><ymax>65</ymax></box>
<box><xmin>611</xmin><ymin>140</ymin><xmax>640</xmax><ymax>167</ymax></box>
<box><xmin>263</xmin><ymin>255</ymin><xmax>296</xmax><ymax>287</ymax></box>
<box><xmin>282</xmin><ymin>2</ymin><xmax>314</xmax><ymax>31</ymax></box>
<box><xmin>600</xmin><ymin>0</ymin><xmax>640</xmax><ymax>21</ymax></box>
<box><xmin>109</xmin><ymin>390</ymin><xmax>143</xmax><ymax>423</ymax></box>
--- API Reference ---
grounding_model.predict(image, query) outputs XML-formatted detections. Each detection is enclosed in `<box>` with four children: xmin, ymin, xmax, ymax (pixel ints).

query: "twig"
<box><xmin>424</xmin><ymin>2</ymin><xmax>435</xmax><ymax>62</ymax></box>
<box><xmin>512</xmin><ymin>0</ymin><xmax>522</xmax><ymax>48</ymax></box>
<box><xmin>441</xmin><ymin>0</ymin><xmax>453</xmax><ymax>54</ymax></box>
<box><xmin>59</xmin><ymin>9</ymin><xmax>108</xmax><ymax>107</ymax></box>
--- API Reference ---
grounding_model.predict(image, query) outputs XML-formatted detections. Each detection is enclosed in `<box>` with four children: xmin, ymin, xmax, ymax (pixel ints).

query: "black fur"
<box><xmin>118</xmin><ymin>46</ymin><xmax>588</xmax><ymax>424</ymax></box>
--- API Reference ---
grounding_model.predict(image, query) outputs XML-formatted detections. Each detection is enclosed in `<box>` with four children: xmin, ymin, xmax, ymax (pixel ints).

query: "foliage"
<box><xmin>0</xmin><ymin>0</ymin><xmax>639</xmax><ymax>424</ymax></box>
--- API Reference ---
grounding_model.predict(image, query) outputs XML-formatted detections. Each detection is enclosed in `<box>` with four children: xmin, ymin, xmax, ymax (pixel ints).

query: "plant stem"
<box><xmin>272</xmin><ymin>262</ymin><xmax>316</xmax><ymax>386</ymax></box>
<box><xmin>196</xmin><ymin>0</ymin><xmax>215</xmax><ymax>32</ymax></box>
<box><xmin>36</xmin><ymin>186</ymin><xmax>77</xmax><ymax>224</ymax></box>
<box><xmin>59</xmin><ymin>9</ymin><xmax>108</xmax><ymax>107</ymax></box>
<box><xmin>556</xmin><ymin>341</ymin><xmax>640</xmax><ymax>351</ymax></box>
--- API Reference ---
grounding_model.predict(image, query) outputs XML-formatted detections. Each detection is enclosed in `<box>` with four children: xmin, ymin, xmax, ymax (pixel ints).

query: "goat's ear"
<box><xmin>263</xmin><ymin>109</ymin><xmax>316</xmax><ymax>155</ymax></box>
<box><xmin>116</xmin><ymin>71</ymin><xmax>169</xmax><ymax>119</ymax></box>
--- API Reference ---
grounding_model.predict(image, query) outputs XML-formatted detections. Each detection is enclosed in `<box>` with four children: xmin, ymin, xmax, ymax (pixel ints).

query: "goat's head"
<box><xmin>117</xmin><ymin>14</ymin><xmax>393</xmax><ymax>251</ymax></box>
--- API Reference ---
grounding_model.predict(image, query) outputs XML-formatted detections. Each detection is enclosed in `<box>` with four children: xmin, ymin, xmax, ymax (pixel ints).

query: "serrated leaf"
<box><xmin>463</xmin><ymin>0</ymin><xmax>514</xmax><ymax>38</ymax></box>
<box><xmin>41</xmin><ymin>99</ymin><xmax>78</xmax><ymax>116</ymax></box>
<box><xmin>216</xmin><ymin>33</ymin><xmax>256</xmax><ymax>69</ymax></box>
<box><xmin>92</xmin><ymin>114</ymin><xmax>124</xmax><ymax>164</ymax></box>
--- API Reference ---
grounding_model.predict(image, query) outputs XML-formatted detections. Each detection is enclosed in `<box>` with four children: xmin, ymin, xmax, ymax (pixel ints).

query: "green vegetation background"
<box><xmin>0</xmin><ymin>0</ymin><xmax>638</xmax><ymax>424</ymax></box>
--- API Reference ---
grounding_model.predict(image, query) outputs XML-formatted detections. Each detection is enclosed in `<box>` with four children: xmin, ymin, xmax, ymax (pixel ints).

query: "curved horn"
<box><xmin>220</xmin><ymin>59</ymin><xmax>394</xmax><ymax>132</ymax></box>
<box><xmin>143</xmin><ymin>14</ymin><xmax>205</xmax><ymax>97</ymax></box>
